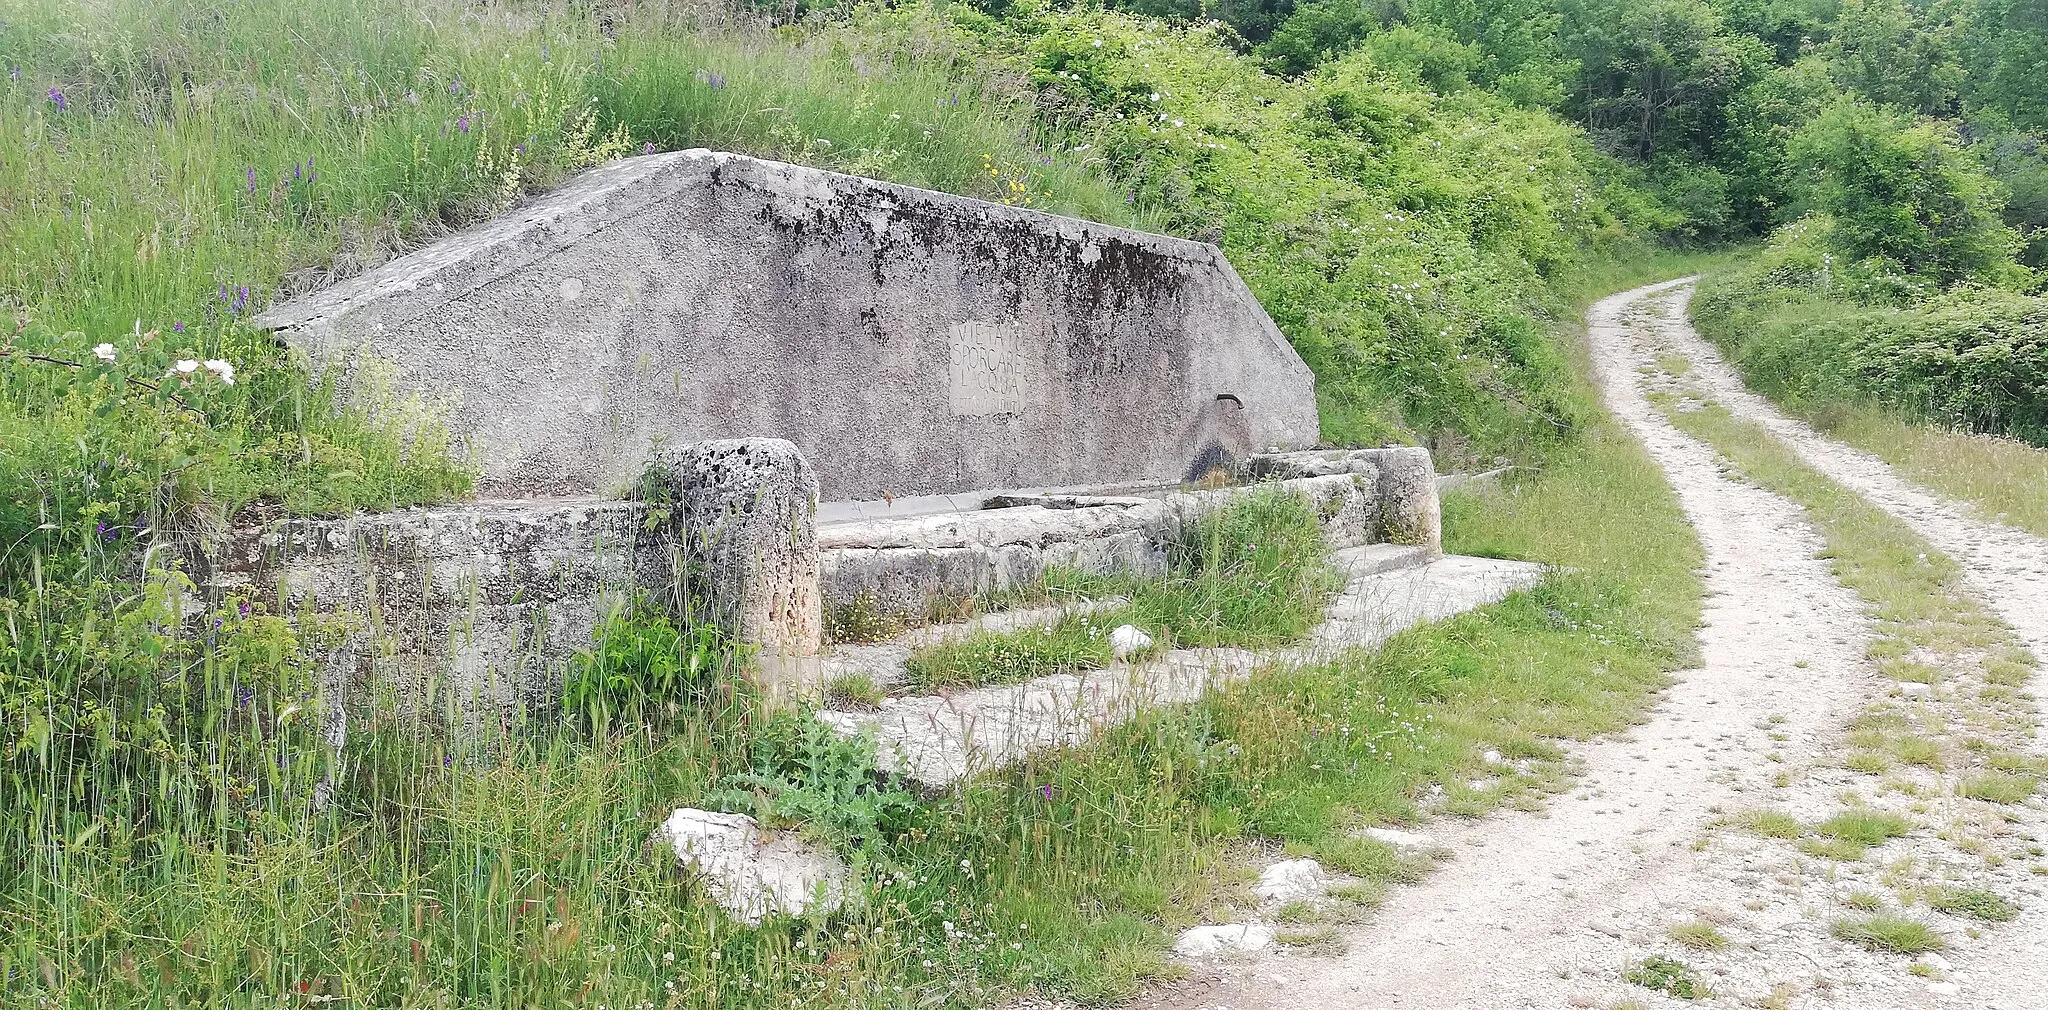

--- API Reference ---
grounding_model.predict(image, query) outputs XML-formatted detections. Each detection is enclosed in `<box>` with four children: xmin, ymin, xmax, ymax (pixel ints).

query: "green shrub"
<box><xmin>564</xmin><ymin>598</ymin><xmax>745</xmax><ymax>725</ymax></box>
<box><xmin>1694</xmin><ymin>238</ymin><xmax>2048</xmax><ymax>446</ymax></box>
<box><xmin>706</xmin><ymin>710</ymin><xmax>919</xmax><ymax>849</ymax></box>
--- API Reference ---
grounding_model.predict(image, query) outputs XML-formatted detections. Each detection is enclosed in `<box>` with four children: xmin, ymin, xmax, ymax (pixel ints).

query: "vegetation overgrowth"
<box><xmin>10</xmin><ymin>0</ymin><xmax>2036</xmax><ymax>1003</ymax></box>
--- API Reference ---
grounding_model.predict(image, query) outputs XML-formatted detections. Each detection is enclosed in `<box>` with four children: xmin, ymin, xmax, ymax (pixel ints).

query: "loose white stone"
<box><xmin>1481</xmin><ymin>749</ymin><xmax>1506</xmax><ymax>765</ymax></box>
<box><xmin>1109</xmin><ymin>623</ymin><xmax>1155</xmax><ymax>659</ymax></box>
<box><xmin>1255</xmin><ymin>859</ymin><xmax>1330</xmax><ymax>903</ymax></box>
<box><xmin>1173</xmin><ymin>924</ymin><xmax>1276</xmax><ymax>958</ymax></box>
<box><xmin>1921</xmin><ymin>953</ymin><xmax>1952</xmax><ymax>973</ymax></box>
<box><xmin>1927</xmin><ymin>981</ymin><xmax>1960</xmax><ymax>996</ymax></box>
<box><xmin>1364</xmin><ymin>827</ymin><xmax>1432</xmax><ymax>848</ymax></box>
<box><xmin>656</xmin><ymin>808</ymin><xmax>848</xmax><ymax>925</ymax></box>
<box><xmin>1899</xmin><ymin>682</ymin><xmax>1933</xmax><ymax>698</ymax></box>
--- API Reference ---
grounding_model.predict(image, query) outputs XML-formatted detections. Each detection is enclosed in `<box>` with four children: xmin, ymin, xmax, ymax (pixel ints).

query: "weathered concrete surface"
<box><xmin>816</xmin><ymin>545</ymin><xmax>1543</xmax><ymax>788</ymax></box>
<box><xmin>818</xmin><ymin>470</ymin><xmax>1436</xmax><ymax>621</ymax></box>
<box><xmin>204</xmin><ymin>498</ymin><xmax>660</xmax><ymax>721</ymax></box>
<box><xmin>645</xmin><ymin>438</ymin><xmax>822</xmax><ymax>695</ymax></box>
<box><xmin>654</xmin><ymin>808</ymin><xmax>849</xmax><ymax>924</ymax></box>
<box><xmin>255</xmin><ymin>150</ymin><xmax>1318</xmax><ymax>501</ymax></box>
<box><xmin>1242</xmin><ymin>446</ymin><xmax>1442</xmax><ymax>548</ymax></box>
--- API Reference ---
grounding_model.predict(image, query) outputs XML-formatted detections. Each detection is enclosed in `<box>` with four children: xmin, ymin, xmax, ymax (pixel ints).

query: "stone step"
<box><xmin>819</xmin><ymin>597</ymin><xmax>1127</xmax><ymax>692</ymax></box>
<box><xmin>816</xmin><ymin>553</ymin><xmax>1544</xmax><ymax>789</ymax></box>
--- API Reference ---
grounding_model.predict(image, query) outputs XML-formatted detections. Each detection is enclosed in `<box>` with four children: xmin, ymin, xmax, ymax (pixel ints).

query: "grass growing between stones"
<box><xmin>900</xmin><ymin>488</ymin><xmax>1337</xmax><ymax>691</ymax></box>
<box><xmin>903</xmin><ymin>613</ymin><xmax>1124</xmax><ymax>691</ymax></box>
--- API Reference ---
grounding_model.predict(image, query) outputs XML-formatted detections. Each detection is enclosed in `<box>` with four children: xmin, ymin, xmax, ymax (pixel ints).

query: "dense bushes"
<box><xmin>1693</xmin><ymin>228</ymin><xmax>2048</xmax><ymax>443</ymax></box>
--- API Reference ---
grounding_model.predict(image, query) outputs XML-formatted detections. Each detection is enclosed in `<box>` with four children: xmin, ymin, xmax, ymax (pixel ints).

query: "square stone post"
<box><xmin>646</xmin><ymin>439</ymin><xmax>824</xmax><ymax>701</ymax></box>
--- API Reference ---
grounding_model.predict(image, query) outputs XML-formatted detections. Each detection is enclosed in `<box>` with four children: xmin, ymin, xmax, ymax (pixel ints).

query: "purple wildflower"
<box><xmin>173</xmin><ymin>321</ymin><xmax>184</xmax><ymax>333</ymax></box>
<box><xmin>238</xmin><ymin>600</ymin><xmax>251</xmax><ymax>617</ymax></box>
<box><xmin>1038</xmin><ymin>783</ymin><xmax>1055</xmax><ymax>800</ymax></box>
<box><xmin>449</xmin><ymin>77</ymin><xmax>463</xmax><ymax>96</ymax></box>
<box><xmin>293</xmin><ymin>161</ymin><xmax>301</xmax><ymax>180</ymax></box>
<box><xmin>456</xmin><ymin>113</ymin><xmax>471</xmax><ymax>133</ymax></box>
<box><xmin>97</xmin><ymin>521</ymin><xmax>115</xmax><ymax>541</ymax></box>
<box><xmin>47</xmin><ymin>87</ymin><xmax>65</xmax><ymax>111</ymax></box>
<box><xmin>641</xmin><ymin>141</ymin><xmax>655</xmax><ymax>155</ymax></box>
<box><xmin>246</xmin><ymin>166</ymin><xmax>257</xmax><ymax>193</ymax></box>
<box><xmin>230</xmin><ymin>285</ymin><xmax>249</xmax><ymax>314</ymax></box>
<box><xmin>235</xmin><ymin>685</ymin><xmax>255</xmax><ymax>708</ymax></box>
<box><xmin>513</xmin><ymin>142</ymin><xmax>525</xmax><ymax>155</ymax></box>
<box><xmin>218</xmin><ymin>282</ymin><xmax>230</xmax><ymax>302</ymax></box>
<box><xmin>710</xmin><ymin>73</ymin><xmax>726</xmax><ymax>90</ymax></box>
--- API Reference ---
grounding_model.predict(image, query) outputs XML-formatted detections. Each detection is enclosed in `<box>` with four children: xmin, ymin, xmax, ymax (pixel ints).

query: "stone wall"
<box><xmin>205</xmin><ymin>499</ymin><xmax>662</xmax><ymax>723</ymax></box>
<box><xmin>255</xmin><ymin>150</ymin><xmax>1319</xmax><ymax>502</ymax></box>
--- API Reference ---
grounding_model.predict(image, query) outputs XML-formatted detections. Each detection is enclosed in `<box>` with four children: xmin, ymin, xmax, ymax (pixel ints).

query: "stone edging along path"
<box><xmin>1138</xmin><ymin>279</ymin><xmax>2048</xmax><ymax>1010</ymax></box>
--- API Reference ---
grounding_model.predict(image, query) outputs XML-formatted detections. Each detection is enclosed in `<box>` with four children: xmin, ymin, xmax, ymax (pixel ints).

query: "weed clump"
<box><xmin>1927</xmin><ymin>887</ymin><xmax>2019</xmax><ymax>922</ymax></box>
<box><xmin>1831</xmin><ymin>915</ymin><xmax>1945</xmax><ymax>954</ymax></box>
<box><xmin>1626</xmin><ymin>955</ymin><xmax>1708</xmax><ymax>999</ymax></box>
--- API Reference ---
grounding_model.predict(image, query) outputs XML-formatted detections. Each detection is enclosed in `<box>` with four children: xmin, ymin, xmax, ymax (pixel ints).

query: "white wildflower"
<box><xmin>1092</xmin><ymin>38</ymin><xmax>1103</xmax><ymax>47</ymax></box>
<box><xmin>167</xmin><ymin>359</ymin><xmax>200</xmax><ymax>380</ymax></box>
<box><xmin>92</xmin><ymin>343</ymin><xmax>117</xmax><ymax>363</ymax></box>
<box><xmin>203</xmin><ymin>358</ymin><xmax>235</xmax><ymax>385</ymax></box>
<box><xmin>1149</xmin><ymin>92</ymin><xmax>1160</xmax><ymax>102</ymax></box>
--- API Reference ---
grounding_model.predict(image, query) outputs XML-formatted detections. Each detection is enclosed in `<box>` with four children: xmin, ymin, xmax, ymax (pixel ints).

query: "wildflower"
<box><xmin>1149</xmin><ymin>92</ymin><xmax>1160</xmax><ymax>102</ymax></box>
<box><xmin>230</xmin><ymin>286</ymin><xmax>249</xmax><ymax>314</ymax></box>
<box><xmin>450</xmin><ymin>77</ymin><xmax>464</xmax><ymax>96</ymax></box>
<box><xmin>246</xmin><ymin>166</ymin><xmax>257</xmax><ymax>193</ymax></box>
<box><xmin>47</xmin><ymin>87</ymin><xmax>65</xmax><ymax>110</ymax></box>
<box><xmin>814</xmin><ymin>138</ymin><xmax>831</xmax><ymax>147</ymax></box>
<box><xmin>456</xmin><ymin>113</ymin><xmax>471</xmax><ymax>133</ymax></box>
<box><xmin>92</xmin><ymin>343</ymin><xmax>116</xmax><ymax>362</ymax></box>
<box><xmin>167</xmin><ymin>359</ymin><xmax>200</xmax><ymax>380</ymax></box>
<box><xmin>204</xmin><ymin>358</ymin><xmax>235</xmax><ymax>385</ymax></box>
<box><xmin>1092</xmin><ymin>38</ymin><xmax>1103</xmax><ymax>47</ymax></box>
<box><xmin>1037</xmin><ymin>783</ymin><xmax>1054</xmax><ymax>799</ymax></box>
<box><xmin>642</xmin><ymin>141</ymin><xmax>655</xmax><ymax>155</ymax></box>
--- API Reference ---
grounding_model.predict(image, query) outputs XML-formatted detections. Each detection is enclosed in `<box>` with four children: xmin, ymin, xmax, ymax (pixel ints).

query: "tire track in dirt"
<box><xmin>1650</xmin><ymin>282</ymin><xmax>2048</xmax><ymax>694</ymax></box>
<box><xmin>1137</xmin><ymin>281</ymin><xmax>1941</xmax><ymax>1008</ymax></box>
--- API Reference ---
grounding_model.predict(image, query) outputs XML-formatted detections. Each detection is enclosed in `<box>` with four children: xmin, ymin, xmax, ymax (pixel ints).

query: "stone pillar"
<box><xmin>1371</xmin><ymin>447</ymin><xmax>1442</xmax><ymax>551</ymax></box>
<box><xmin>647</xmin><ymin>439</ymin><xmax>824</xmax><ymax>700</ymax></box>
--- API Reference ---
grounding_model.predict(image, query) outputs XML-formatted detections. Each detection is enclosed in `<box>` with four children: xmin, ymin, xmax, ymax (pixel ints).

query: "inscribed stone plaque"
<box><xmin>948</xmin><ymin>320</ymin><xmax>1029</xmax><ymax>416</ymax></box>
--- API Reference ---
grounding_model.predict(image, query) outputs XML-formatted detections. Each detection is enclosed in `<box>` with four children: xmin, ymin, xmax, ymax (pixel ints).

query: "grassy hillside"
<box><xmin>0</xmin><ymin>1</ymin><xmax>1716</xmax><ymax>1006</ymax></box>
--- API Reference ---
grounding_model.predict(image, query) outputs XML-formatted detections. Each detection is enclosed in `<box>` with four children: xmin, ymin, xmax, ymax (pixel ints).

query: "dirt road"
<box><xmin>1142</xmin><ymin>280</ymin><xmax>2048</xmax><ymax>1009</ymax></box>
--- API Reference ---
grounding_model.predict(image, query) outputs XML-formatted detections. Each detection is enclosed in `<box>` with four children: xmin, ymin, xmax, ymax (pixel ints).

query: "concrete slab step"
<box><xmin>817</xmin><ymin>553</ymin><xmax>1545</xmax><ymax>788</ymax></box>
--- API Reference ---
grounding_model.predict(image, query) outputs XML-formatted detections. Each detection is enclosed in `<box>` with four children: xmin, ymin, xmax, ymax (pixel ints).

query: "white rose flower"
<box><xmin>92</xmin><ymin>343</ymin><xmax>117</xmax><ymax>362</ymax></box>
<box><xmin>203</xmin><ymin>358</ymin><xmax>236</xmax><ymax>385</ymax></box>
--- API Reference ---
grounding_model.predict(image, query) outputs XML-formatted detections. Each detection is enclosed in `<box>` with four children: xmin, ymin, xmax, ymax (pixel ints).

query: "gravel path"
<box><xmin>1136</xmin><ymin>280</ymin><xmax>2048</xmax><ymax>1010</ymax></box>
<box><xmin>1648</xmin><ymin>283</ymin><xmax>2048</xmax><ymax>693</ymax></box>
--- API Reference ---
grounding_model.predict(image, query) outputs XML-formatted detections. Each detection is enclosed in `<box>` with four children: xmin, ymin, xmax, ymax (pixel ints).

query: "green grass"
<box><xmin>1957</xmin><ymin>772</ymin><xmax>2040</xmax><ymax>805</ymax></box>
<box><xmin>1831</xmin><ymin>915</ymin><xmax>1946</xmax><ymax>955</ymax></box>
<box><xmin>1626</xmin><ymin>955</ymin><xmax>1709</xmax><ymax>999</ymax></box>
<box><xmin>1667</xmin><ymin>920</ymin><xmax>1729</xmax><ymax>951</ymax></box>
<box><xmin>904</xmin><ymin>614</ymin><xmax>1124</xmax><ymax>690</ymax></box>
<box><xmin>1927</xmin><ymin>886</ymin><xmax>2020</xmax><ymax>922</ymax></box>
